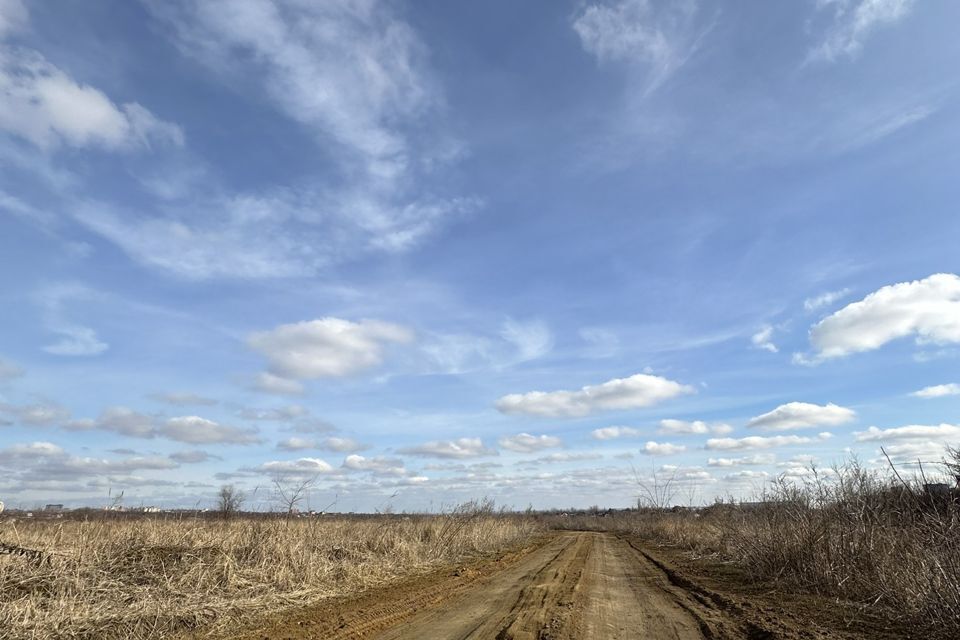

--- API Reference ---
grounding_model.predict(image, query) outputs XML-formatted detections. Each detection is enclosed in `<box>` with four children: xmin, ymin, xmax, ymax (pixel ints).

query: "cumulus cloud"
<box><xmin>854</xmin><ymin>423</ymin><xmax>960</xmax><ymax>442</ymax></box>
<box><xmin>0</xmin><ymin>401</ymin><xmax>70</xmax><ymax>426</ymax></box>
<box><xmin>496</xmin><ymin>373</ymin><xmax>694</xmax><ymax>418</ymax></box>
<box><xmin>520</xmin><ymin>452</ymin><xmax>604</xmax><ymax>465</ymax></box>
<box><xmin>319</xmin><ymin>437</ymin><xmax>368</xmax><ymax>453</ymax></box>
<box><xmin>810</xmin><ymin>0</ymin><xmax>915</xmax><ymax>62</ymax></box>
<box><xmin>168</xmin><ymin>450</ymin><xmax>219</xmax><ymax>464</ymax></box>
<box><xmin>276</xmin><ymin>437</ymin><xmax>316</xmax><ymax>452</ymax></box>
<box><xmin>0</xmin><ymin>3</ymin><xmax>182</xmax><ymax>152</ymax></box>
<box><xmin>342</xmin><ymin>454</ymin><xmax>406</xmax><ymax>476</ymax></box>
<box><xmin>747</xmin><ymin>402</ymin><xmax>855</xmax><ymax>431</ymax></box>
<box><xmin>806</xmin><ymin>274</ymin><xmax>960</xmax><ymax>360</ymax></box>
<box><xmin>804</xmin><ymin>288</ymin><xmax>852</xmax><ymax>312</ymax></box>
<box><xmin>591</xmin><ymin>425</ymin><xmax>642</xmax><ymax>440</ymax></box>
<box><xmin>706</xmin><ymin>434</ymin><xmax>824</xmax><ymax>451</ymax></box>
<box><xmin>658</xmin><ymin>419</ymin><xmax>732</xmax><ymax>435</ymax></box>
<box><xmin>398</xmin><ymin>437</ymin><xmax>497</xmax><ymax>459</ymax></box>
<box><xmin>641</xmin><ymin>441</ymin><xmax>685</xmax><ymax>456</ymax></box>
<box><xmin>248</xmin><ymin>318</ymin><xmax>413</xmax><ymax>386</ymax></box>
<box><xmin>498</xmin><ymin>433</ymin><xmax>563</xmax><ymax>453</ymax></box>
<box><xmin>707</xmin><ymin>454</ymin><xmax>776</xmax><ymax>467</ymax></box>
<box><xmin>252</xmin><ymin>372</ymin><xmax>305</xmax><ymax>396</ymax></box>
<box><xmin>572</xmin><ymin>0</ymin><xmax>707</xmax><ymax>93</ymax></box>
<box><xmin>149</xmin><ymin>392</ymin><xmax>218</xmax><ymax>407</ymax></box>
<box><xmin>751</xmin><ymin>325</ymin><xmax>778</xmax><ymax>353</ymax></box>
<box><xmin>238</xmin><ymin>405</ymin><xmax>309</xmax><ymax>421</ymax></box>
<box><xmin>67</xmin><ymin>408</ymin><xmax>260</xmax><ymax>444</ymax></box>
<box><xmin>254</xmin><ymin>457</ymin><xmax>334</xmax><ymax>477</ymax></box>
<box><xmin>911</xmin><ymin>383</ymin><xmax>960</xmax><ymax>399</ymax></box>
<box><xmin>159</xmin><ymin>416</ymin><xmax>261</xmax><ymax>445</ymax></box>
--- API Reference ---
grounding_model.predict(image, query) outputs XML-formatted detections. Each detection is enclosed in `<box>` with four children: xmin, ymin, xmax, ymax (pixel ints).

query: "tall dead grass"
<box><xmin>0</xmin><ymin>500</ymin><xmax>540</xmax><ymax>640</ymax></box>
<box><xmin>626</xmin><ymin>461</ymin><xmax>960</xmax><ymax>638</ymax></box>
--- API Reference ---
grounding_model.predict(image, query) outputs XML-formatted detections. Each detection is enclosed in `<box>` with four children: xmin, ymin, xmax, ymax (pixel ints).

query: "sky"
<box><xmin>1</xmin><ymin>0</ymin><xmax>959</xmax><ymax>512</ymax></box>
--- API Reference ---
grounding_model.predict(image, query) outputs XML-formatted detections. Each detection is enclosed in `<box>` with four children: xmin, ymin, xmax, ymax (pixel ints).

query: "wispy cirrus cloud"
<box><xmin>572</xmin><ymin>0</ymin><xmax>710</xmax><ymax>94</ymax></box>
<box><xmin>810</xmin><ymin>0</ymin><xmax>916</xmax><ymax>63</ymax></box>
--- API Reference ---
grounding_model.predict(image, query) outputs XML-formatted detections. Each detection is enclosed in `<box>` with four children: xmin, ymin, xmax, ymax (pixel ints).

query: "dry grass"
<box><xmin>558</xmin><ymin>461</ymin><xmax>960</xmax><ymax>639</ymax></box>
<box><xmin>0</xmin><ymin>501</ymin><xmax>540</xmax><ymax>640</ymax></box>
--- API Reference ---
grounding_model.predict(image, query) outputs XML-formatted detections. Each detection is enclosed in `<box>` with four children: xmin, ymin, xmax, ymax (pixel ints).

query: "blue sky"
<box><xmin>1</xmin><ymin>0</ymin><xmax>959</xmax><ymax>512</ymax></box>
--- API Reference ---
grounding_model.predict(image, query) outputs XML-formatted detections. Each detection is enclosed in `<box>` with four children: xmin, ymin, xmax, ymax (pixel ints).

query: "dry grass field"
<box><xmin>0</xmin><ymin>500</ymin><xmax>540</xmax><ymax>640</ymax></box>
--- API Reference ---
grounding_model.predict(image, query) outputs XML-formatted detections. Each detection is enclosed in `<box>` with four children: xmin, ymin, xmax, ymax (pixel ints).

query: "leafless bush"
<box><xmin>623</xmin><ymin>459</ymin><xmax>960</xmax><ymax>639</ymax></box>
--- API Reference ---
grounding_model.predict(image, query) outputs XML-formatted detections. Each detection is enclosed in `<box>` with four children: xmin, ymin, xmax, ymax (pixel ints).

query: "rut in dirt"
<box><xmin>368</xmin><ymin>531</ymin><xmax>764</xmax><ymax>640</ymax></box>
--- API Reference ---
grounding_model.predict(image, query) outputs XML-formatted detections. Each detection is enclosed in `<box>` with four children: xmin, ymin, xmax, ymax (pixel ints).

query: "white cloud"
<box><xmin>160</xmin><ymin>416</ymin><xmax>261</xmax><ymax>445</ymax></box>
<box><xmin>499</xmin><ymin>319</ymin><xmax>554</xmax><ymax>362</ymax></box>
<box><xmin>707</xmin><ymin>454</ymin><xmax>776</xmax><ymax>467</ymax></box>
<box><xmin>0</xmin><ymin>401</ymin><xmax>70</xmax><ymax>427</ymax></box>
<box><xmin>811</xmin><ymin>0</ymin><xmax>915</xmax><ymax>62</ymax></box>
<box><xmin>342</xmin><ymin>454</ymin><xmax>406</xmax><ymax>476</ymax></box>
<box><xmin>0</xmin><ymin>441</ymin><xmax>63</xmax><ymax>463</ymax></box>
<box><xmin>854</xmin><ymin>423</ymin><xmax>960</xmax><ymax>442</ymax></box>
<box><xmin>521</xmin><ymin>452</ymin><xmax>604</xmax><ymax>465</ymax></box>
<box><xmin>0</xmin><ymin>0</ymin><xmax>27</xmax><ymax>36</ymax></box>
<box><xmin>319</xmin><ymin>437</ymin><xmax>368</xmax><ymax>453</ymax></box>
<box><xmin>807</xmin><ymin>274</ymin><xmax>960</xmax><ymax>360</ymax></box>
<box><xmin>92</xmin><ymin>406</ymin><xmax>156</xmax><ymax>438</ymax></box>
<box><xmin>498</xmin><ymin>433</ymin><xmax>563</xmax><ymax>453</ymax></box>
<box><xmin>911</xmin><ymin>383</ymin><xmax>960</xmax><ymax>399</ymax></box>
<box><xmin>398</xmin><ymin>437</ymin><xmax>497</xmax><ymax>459</ymax></box>
<box><xmin>276</xmin><ymin>437</ymin><xmax>316</xmax><ymax>452</ymax></box>
<box><xmin>641</xmin><ymin>441</ymin><xmax>686</xmax><ymax>456</ymax></box>
<box><xmin>751</xmin><ymin>325</ymin><xmax>778</xmax><ymax>353</ymax></box>
<box><xmin>169</xmin><ymin>450</ymin><xmax>218</xmax><ymax>464</ymax></box>
<box><xmin>104</xmin><ymin>0</ymin><xmax>473</xmax><ymax>281</ymax></box>
<box><xmin>572</xmin><ymin>0</ymin><xmax>706</xmax><ymax>93</ymax></box>
<box><xmin>248</xmin><ymin>318</ymin><xmax>413</xmax><ymax>382</ymax></box>
<box><xmin>149</xmin><ymin>392</ymin><xmax>218</xmax><ymax>407</ymax></box>
<box><xmin>256</xmin><ymin>457</ymin><xmax>334</xmax><ymax>476</ymax></box>
<box><xmin>252</xmin><ymin>372</ymin><xmax>305</xmax><ymax>396</ymax></box>
<box><xmin>747</xmin><ymin>402</ymin><xmax>856</xmax><ymax>431</ymax></box>
<box><xmin>238</xmin><ymin>405</ymin><xmax>309</xmax><ymax>421</ymax></box>
<box><xmin>591</xmin><ymin>425</ymin><xmax>642</xmax><ymax>440</ymax></box>
<box><xmin>496</xmin><ymin>373</ymin><xmax>695</xmax><ymax>418</ymax></box>
<box><xmin>34</xmin><ymin>283</ymin><xmax>108</xmax><ymax>357</ymax></box>
<box><xmin>724</xmin><ymin>470</ymin><xmax>769</xmax><ymax>482</ymax></box>
<box><xmin>42</xmin><ymin>325</ymin><xmax>109</xmax><ymax>356</ymax></box>
<box><xmin>706</xmin><ymin>435</ymin><xmax>817</xmax><ymax>451</ymax></box>
<box><xmin>658</xmin><ymin>419</ymin><xmax>732</xmax><ymax>435</ymax></box>
<box><xmin>0</xmin><ymin>356</ymin><xmax>23</xmax><ymax>381</ymax></box>
<box><xmin>0</xmin><ymin>35</ymin><xmax>182</xmax><ymax>151</ymax></box>
<box><xmin>804</xmin><ymin>288</ymin><xmax>852</xmax><ymax>312</ymax></box>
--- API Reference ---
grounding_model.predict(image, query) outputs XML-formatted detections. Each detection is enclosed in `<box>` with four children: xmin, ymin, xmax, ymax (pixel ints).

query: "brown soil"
<box><xmin>217</xmin><ymin>531</ymin><xmax>919</xmax><ymax>640</ymax></box>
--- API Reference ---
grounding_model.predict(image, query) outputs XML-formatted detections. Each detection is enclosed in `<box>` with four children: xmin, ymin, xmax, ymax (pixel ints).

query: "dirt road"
<box><xmin>240</xmin><ymin>531</ymin><xmax>854</xmax><ymax>639</ymax></box>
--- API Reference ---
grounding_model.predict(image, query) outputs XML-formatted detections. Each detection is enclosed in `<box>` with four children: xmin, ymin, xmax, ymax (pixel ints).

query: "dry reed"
<box><xmin>0</xmin><ymin>500</ymin><xmax>540</xmax><ymax>640</ymax></box>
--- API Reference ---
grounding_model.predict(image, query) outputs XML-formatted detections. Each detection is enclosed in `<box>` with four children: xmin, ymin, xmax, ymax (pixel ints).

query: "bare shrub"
<box><xmin>623</xmin><ymin>459</ymin><xmax>960</xmax><ymax>639</ymax></box>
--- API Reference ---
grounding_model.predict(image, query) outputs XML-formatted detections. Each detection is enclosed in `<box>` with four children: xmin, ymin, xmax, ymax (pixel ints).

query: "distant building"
<box><xmin>44</xmin><ymin>504</ymin><xmax>64</xmax><ymax>512</ymax></box>
<box><xmin>140</xmin><ymin>506</ymin><xmax>161</xmax><ymax>513</ymax></box>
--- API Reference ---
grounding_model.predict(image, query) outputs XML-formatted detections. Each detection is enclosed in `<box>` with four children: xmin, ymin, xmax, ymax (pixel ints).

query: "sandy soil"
<box><xmin>224</xmin><ymin>531</ymin><xmax>914</xmax><ymax>640</ymax></box>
